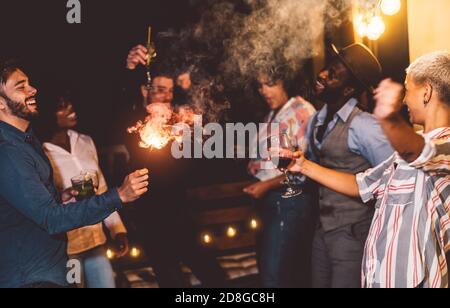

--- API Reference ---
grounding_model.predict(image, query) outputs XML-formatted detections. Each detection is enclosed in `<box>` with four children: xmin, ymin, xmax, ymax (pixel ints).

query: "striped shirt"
<box><xmin>356</xmin><ymin>127</ymin><xmax>450</xmax><ymax>288</ymax></box>
<box><xmin>410</xmin><ymin>129</ymin><xmax>450</xmax><ymax>175</ymax></box>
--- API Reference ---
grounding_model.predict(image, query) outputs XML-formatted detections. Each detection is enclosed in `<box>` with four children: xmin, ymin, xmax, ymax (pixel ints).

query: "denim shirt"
<box><xmin>0</xmin><ymin>121</ymin><xmax>123</xmax><ymax>288</ymax></box>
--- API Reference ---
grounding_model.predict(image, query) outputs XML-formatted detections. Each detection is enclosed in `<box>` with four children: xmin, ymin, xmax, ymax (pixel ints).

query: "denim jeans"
<box><xmin>257</xmin><ymin>189</ymin><xmax>318</xmax><ymax>288</ymax></box>
<box><xmin>70</xmin><ymin>245</ymin><xmax>116</xmax><ymax>288</ymax></box>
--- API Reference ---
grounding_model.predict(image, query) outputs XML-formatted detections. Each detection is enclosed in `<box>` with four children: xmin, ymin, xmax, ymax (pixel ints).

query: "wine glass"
<box><xmin>271</xmin><ymin>131</ymin><xmax>303</xmax><ymax>199</ymax></box>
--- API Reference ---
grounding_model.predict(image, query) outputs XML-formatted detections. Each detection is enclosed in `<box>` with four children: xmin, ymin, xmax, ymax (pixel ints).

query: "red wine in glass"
<box><xmin>274</xmin><ymin>157</ymin><xmax>293</xmax><ymax>170</ymax></box>
<box><xmin>272</xmin><ymin>132</ymin><xmax>302</xmax><ymax>198</ymax></box>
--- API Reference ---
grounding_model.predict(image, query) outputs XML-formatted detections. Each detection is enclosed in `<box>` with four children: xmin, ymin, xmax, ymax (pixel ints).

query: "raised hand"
<box><xmin>117</xmin><ymin>169</ymin><xmax>149</xmax><ymax>203</ymax></box>
<box><xmin>374</xmin><ymin>78</ymin><xmax>405</xmax><ymax>121</ymax></box>
<box><xmin>126</xmin><ymin>45</ymin><xmax>149</xmax><ymax>70</ymax></box>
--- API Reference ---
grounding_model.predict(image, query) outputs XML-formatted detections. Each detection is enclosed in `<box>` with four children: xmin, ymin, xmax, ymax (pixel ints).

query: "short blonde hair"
<box><xmin>406</xmin><ymin>51</ymin><xmax>450</xmax><ymax>104</ymax></box>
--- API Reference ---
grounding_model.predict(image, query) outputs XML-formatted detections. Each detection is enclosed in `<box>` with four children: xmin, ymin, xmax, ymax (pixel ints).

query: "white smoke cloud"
<box><xmin>224</xmin><ymin>0</ymin><xmax>352</xmax><ymax>81</ymax></box>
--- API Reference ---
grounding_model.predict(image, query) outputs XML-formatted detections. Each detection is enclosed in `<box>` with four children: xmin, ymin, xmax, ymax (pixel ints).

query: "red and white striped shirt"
<box><xmin>357</xmin><ymin>127</ymin><xmax>450</xmax><ymax>288</ymax></box>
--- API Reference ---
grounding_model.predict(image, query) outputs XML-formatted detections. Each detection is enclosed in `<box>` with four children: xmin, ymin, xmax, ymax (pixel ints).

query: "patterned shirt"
<box><xmin>251</xmin><ymin>97</ymin><xmax>316</xmax><ymax>182</ymax></box>
<box><xmin>357</xmin><ymin>127</ymin><xmax>450</xmax><ymax>288</ymax></box>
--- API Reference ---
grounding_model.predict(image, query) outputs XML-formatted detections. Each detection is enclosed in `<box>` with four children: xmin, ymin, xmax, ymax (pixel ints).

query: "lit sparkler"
<box><xmin>127</xmin><ymin>26</ymin><xmax>198</xmax><ymax>151</ymax></box>
<box><xmin>127</xmin><ymin>103</ymin><xmax>196</xmax><ymax>151</ymax></box>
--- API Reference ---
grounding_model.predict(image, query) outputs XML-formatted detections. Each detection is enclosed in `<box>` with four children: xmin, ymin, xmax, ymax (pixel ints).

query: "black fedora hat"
<box><xmin>330</xmin><ymin>43</ymin><xmax>382</xmax><ymax>92</ymax></box>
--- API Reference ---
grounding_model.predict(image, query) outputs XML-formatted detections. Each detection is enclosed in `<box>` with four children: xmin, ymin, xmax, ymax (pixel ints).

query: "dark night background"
<box><xmin>0</xmin><ymin>0</ymin><xmax>410</xmax><ymax>145</ymax></box>
<box><xmin>1</xmin><ymin>0</ymin><xmax>204</xmax><ymax>145</ymax></box>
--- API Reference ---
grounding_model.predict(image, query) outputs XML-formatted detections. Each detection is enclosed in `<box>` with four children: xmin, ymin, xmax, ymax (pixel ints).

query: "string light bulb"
<box><xmin>130</xmin><ymin>247</ymin><xmax>141</xmax><ymax>258</ymax></box>
<box><xmin>227</xmin><ymin>227</ymin><xmax>238</xmax><ymax>238</ymax></box>
<box><xmin>356</xmin><ymin>14</ymin><xmax>368</xmax><ymax>38</ymax></box>
<box><xmin>367</xmin><ymin>16</ymin><xmax>386</xmax><ymax>40</ymax></box>
<box><xmin>250</xmin><ymin>219</ymin><xmax>259</xmax><ymax>230</ymax></box>
<box><xmin>106</xmin><ymin>249</ymin><xmax>115</xmax><ymax>260</ymax></box>
<box><xmin>381</xmin><ymin>0</ymin><xmax>401</xmax><ymax>16</ymax></box>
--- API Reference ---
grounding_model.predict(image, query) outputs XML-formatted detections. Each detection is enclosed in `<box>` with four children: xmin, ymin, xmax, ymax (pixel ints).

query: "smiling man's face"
<box><xmin>0</xmin><ymin>69</ymin><xmax>38</xmax><ymax>121</ymax></box>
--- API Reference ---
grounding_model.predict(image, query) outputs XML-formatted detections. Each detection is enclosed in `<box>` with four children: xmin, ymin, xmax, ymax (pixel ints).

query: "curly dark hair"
<box><xmin>0</xmin><ymin>59</ymin><xmax>23</xmax><ymax>88</ymax></box>
<box><xmin>253</xmin><ymin>61</ymin><xmax>314</xmax><ymax>101</ymax></box>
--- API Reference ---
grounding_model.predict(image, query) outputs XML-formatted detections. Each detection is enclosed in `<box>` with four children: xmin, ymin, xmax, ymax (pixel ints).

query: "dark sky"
<box><xmin>0</xmin><ymin>0</ymin><xmax>410</xmax><ymax>146</ymax></box>
<box><xmin>1</xmin><ymin>0</ymin><xmax>200</xmax><ymax>145</ymax></box>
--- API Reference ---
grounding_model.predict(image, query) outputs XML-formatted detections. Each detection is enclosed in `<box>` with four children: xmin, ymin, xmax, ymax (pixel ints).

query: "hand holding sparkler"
<box><xmin>126</xmin><ymin>45</ymin><xmax>149</xmax><ymax>70</ymax></box>
<box><xmin>126</xmin><ymin>27</ymin><xmax>157</xmax><ymax>71</ymax></box>
<box><xmin>117</xmin><ymin>169</ymin><xmax>149</xmax><ymax>203</ymax></box>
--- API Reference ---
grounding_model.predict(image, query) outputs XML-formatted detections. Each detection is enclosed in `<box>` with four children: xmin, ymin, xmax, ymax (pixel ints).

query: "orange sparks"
<box><xmin>128</xmin><ymin>120</ymin><xmax>174</xmax><ymax>150</ymax></box>
<box><xmin>127</xmin><ymin>103</ymin><xmax>197</xmax><ymax>151</ymax></box>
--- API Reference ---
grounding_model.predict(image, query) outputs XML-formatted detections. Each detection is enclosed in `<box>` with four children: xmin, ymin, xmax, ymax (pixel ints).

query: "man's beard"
<box><xmin>316</xmin><ymin>86</ymin><xmax>343</xmax><ymax>104</ymax></box>
<box><xmin>2</xmin><ymin>94</ymin><xmax>38</xmax><ymax>121</ymax></box>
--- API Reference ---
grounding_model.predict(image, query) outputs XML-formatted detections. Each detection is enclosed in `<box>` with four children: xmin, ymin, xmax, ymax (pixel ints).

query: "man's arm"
<box><xmin>374</xmin><ymin>79</ymin><xmax>425</xmax><ymax>163</ymax></box>
<box><xmin>0</xmin><ymin>147</ymin><xmax>148</xmax><ymax>235</ymax></box>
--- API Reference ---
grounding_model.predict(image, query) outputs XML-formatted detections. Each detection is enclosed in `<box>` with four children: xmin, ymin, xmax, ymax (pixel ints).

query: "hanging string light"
<box><xmin>380</xmin><ymin>0</ymin><xmax>401</xmax><ymax>16</ymax></box>
<box><xmin>367</xmin><ymin>15</ymin><xmax>386</xmax><ymax>40</ymax></box>
<box><xmin>354</xmin><ymin>0</ymin><xmax>401</xmax><ymax>41</ymax></box>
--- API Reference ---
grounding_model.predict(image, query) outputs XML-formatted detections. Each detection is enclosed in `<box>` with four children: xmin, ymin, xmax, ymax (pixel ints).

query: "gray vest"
<box><xmin>311</xmin><ymin>106</ymin><xmax>374</xmax><ymax>232</ymax></box>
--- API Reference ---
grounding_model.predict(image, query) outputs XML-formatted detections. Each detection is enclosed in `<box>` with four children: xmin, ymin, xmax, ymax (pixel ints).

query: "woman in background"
<box><xmin>244</xmin><ymin>65</ymin><xmax>318</xmax><ymax>288</ymax></box>
<box><xmin>40</xmin><ymin>93</ymin><xmax>129</xmax><ymax>288</ymax></box>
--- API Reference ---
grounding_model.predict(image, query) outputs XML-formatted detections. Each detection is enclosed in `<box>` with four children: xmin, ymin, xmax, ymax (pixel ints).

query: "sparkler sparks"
<box><xmin>127</xmin><ymin>120</ymin><xmax>174</xmax><ymax>150</ymax></box>
<box><xmin>127</xmin><ymin>103</ymin><xmax>197</xmax><ymax>151</ymax></box>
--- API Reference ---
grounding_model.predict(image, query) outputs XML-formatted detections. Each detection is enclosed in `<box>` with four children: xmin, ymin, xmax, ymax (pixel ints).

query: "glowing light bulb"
<box><xmin>130</xmin><ymin>247</ymin><xmax>141</xmax><ymax>258</ymax></box>
<box><xmin>357</xmin><ymin>21</ymin><xmax>368</xmax><ymax>38</ymax></box>
<box><xmin>227</xmin><ymin>227</ymin><xmax>237</xmax><ymax>238</ymax></box>
<box><xmin>381</xmin><ymin>0</ymin><xmax>401</xmax><ymax>16</ymax></box>
<box><xmin>250</xmin><ymin>219</ymin><xmax>259</xmax><ymax>230</ymax></box>
<box><xmin>367</xmin><ymin>16</ymin><xmax>386</xmax><ymax>40</ymax></box>
<box><xmin>355</xmin><ymin>14</ymin><xmax>368</xmax><ymax>38</ymax></box>
<box><xmin>202</xmin><ymin>233</ymin><xmax>213</xmax><ymax>245</ymax></box>
<box><xmin>106</xmin><ymin>249</ymin><xmax>115</xmax><ymax>260</ymax></box>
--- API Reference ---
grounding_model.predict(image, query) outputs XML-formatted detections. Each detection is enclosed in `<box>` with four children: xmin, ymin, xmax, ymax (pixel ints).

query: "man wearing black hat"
<box><xmin>305</xmin><ymin>43</ymin><xmax>394</xmax><ymax>288</ymax></box>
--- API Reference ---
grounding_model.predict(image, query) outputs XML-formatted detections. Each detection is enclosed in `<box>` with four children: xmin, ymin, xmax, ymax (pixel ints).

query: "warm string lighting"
<box><xmin>355</xmin><ymin>0</ymin><xmax>401</xmax><ymax>41</ymax></box>
<box><xmin>106</xmin><ymin>249</ymin><xmax>115</xmax><ymax>260</ymax></box>
<box><xmin>250</xmin><ymin>219</ymin><xmax>259</xmax><ymax>230</ymax></box>
<box><xmin>380</xmin><ymin>0</ymin><xmax>401</xmax><ymax>16</ymax></box>
<box><xmin>106</xmin><ymin>247</ymin><xmax>141</xmax><ymax>260</ymax></box>
<box><xmin>226</xmin><ymin>226</ymin><xmax>238</xmax><ymax>238</ymax></box>
<box><xmin>130</xmin><ymin>247</ymin><xmax>141</xmax><ymax>258</ymax></box>
<box><xmin>202</xmin><ymin>233</ymin><xmax>213</xmax><ymax>245</ymax></box>
<box><xmin>200</xmin><ymin>218</ymin><xmax>260</xmax><ymax>246</ymax></box>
